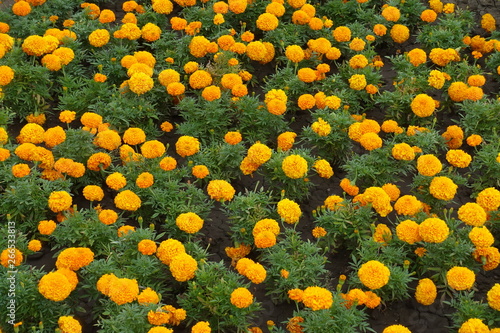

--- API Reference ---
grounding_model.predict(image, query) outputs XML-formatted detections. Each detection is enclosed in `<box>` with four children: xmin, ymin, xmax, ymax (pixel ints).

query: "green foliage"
<box><xmin>458</xmin><ymin>100</ymin><xmax>500</xmax><ymax>142</ymax></box>
<box><xmin>260</xmin><ymin>229</ymin><xmax>329</xmax><ymax>303</ymax></box>
<box><xmin>222</xmin><ymin>186</ymin><xmax>275</xmax><ymax>245</ymax></box>
<box><xmin>313</xmin><ymin>200</ymin><xmax>376</xmax><ymax>251</ymax></box>
<box><xmin>52</xmin><ymin>128</ymin><xmax>98</xmax><ymax>163</ymax></box>
<box><xmin>469</xmin><ymin>138</ymin><xmax>500</xmax><ymax>193</ymax></box>
<box><xmin>178</xmin><ymin>260</ymin><xmax>263</xmax><ymax>332</ymax></box>
<box><xmin>445</xmin><ymin>291</ymin><xmax>499</xmax><ymax>331</ymax></box>
<box><xmin>296</xmin><ymin>293</ymin><xmax>375</xmax><ymax>333</ymax></box>
<box><xmin>97</xmin><ymin>303</ymin><xmax>157</xmax><ymax>333</ymax></box>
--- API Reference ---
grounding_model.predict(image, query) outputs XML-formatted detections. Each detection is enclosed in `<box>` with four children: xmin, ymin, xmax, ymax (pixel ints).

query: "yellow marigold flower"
<box><xmin>458</xmin><ymin>319</ymin><xmax>490</xmax><ymax>333</ymax></box>
<box><xmin>147</xmin><ymin>310</ymin><xmax>170</xmax><ymax>326</ymax></box>
<box><xmin>288</xmin><ymin>288</ymin><xmax>304</xmax><ymax>302</ymax></box>
<box><xmin>467</xmin><ymin>74</ymin><xmax>486</xmax><ymax>87</ymax></box>
<box><xmin>38</xmin><ymin>219</ymin><xmax>56</xmax><ymax>235</ymax></box>
<box><xmin>373</xmin><ymin>223</ymin><xmax>392</xmax><ymax>244</ymax></box>
<box><xmin>247</xmin><ymin>142</ymin><xmax>272</xmax><ymax>165</ymax></box>
<box><xmin>465</xmin><ymin>86</ymin><xmax>484</xmax><ymax>101</ymax></box>
<box><xmin>0</xmin><ymin>147</ymin><xmax>10</xmax><ymax>162</ymax></box>
<box><xmin>282</xmin><ymin>154</ymin><xmax>308</xmax><ymax>179</ymax></box>
<box><xmin>469</xmin><ymin>226</ymin><xmax>494</xmax><ymax>248</ymax></box>
<box><xmin>141</xmin><ymin>22</ymin><xmax>161</xmax><ymax>42</ymax></box>
<box><xmin>420</xmin><ymin>9</ymin><xmax>437</xmax><ymax>22</ymax></box>
<box><xmin>333</xmin><ymin>26</ymin><xmax>351</xmax><ymax>42</ymax></box>
<box><xmin>396</xmin><ymin>220</ymin><xmax>422</xmax><ymax>244</ymax></box>
<box><xmin>128</xmin><ymin>72</ymin><xmax>154</xmax><ymax>95</ymax></box>
<box><xmin>169</xmin><ymin>252</ymin><xmax>198</xmax><ymax>281</ymax></box>
<box><xmin>152</xmin><ymin>0</ymin><xmax>173</xmax><ymax>14</ymax></box>
<box><xmin>246</xmin><ymin>41</ymin><xmax>267</xmax><ymax>61</ymax></box>
<box><xmin>0</xmin><ymin>248</ymin><xmax>23</xmax><ymax>267</ymax></box>
<box><xmin>390</xmin><ymin>24</ymin><xmax>410</xmax><ymax>43</ymax></box>
<box><xmin>297</xmin><ymin>67</ymin><xmax>316</xmax><ymax>83</ymax></box>
<box><xmin>26</xmin><ymin>112</ymin><xmax>46</xmax><ymax>125</ymax></box>
<box><xmin>156</xmin><ymin>239</ymin><xmax>185</xmax><ymax>265</ymax></box>
<box><xmin>472</xmin><ymin>246</ymin><xmax>500</xmax><ymax>271</ymax></box>
<box><xmin>358</xmin><ymin>260</ymin><xmax>390</xmax><ymax>290</ymax></box>
<box><xmin>476</xmin><ymin>187</ymin><xmax>500</xmax><ymax>212</ymax></box>
<box><xmin>277</xmin><ymin>198</ymin><xmax>302</xmax><ymax>224</ymax></box>
<box><xmin>236</xmin><ymin>258</ymin><xmax>255</xmax><ymax>275</ymax></box>
<box><xmin>159</xmin><ymin>156</ymin><xmax>177</xmax><ymax>171</ymax></box>
<box><xmin>430</xmin><ymin>48</ymin><xmax>460</xmax><ymax>67</ymax></box>
<box><xmin>189</xmin><ymin>70</ymin><xmax>213</xmax><ymax>89</ymax></box>
<box><xmin>114</xmin><ymin>190</ymin><xmax>141</xmax><ymax>211</ymax></box>
<box><xmin>446</xmin><ymin>266</ymin><xmax>475</xmax><ymax>291</ymax></box>
<box><xmin>207</xmin><ymin>179</ymin><xmax>236</xmax><ymax>201</ymax></box>
<box><xmin>201</xmin><ymin>85</ymin><xmax>221</xmax><ymax>101</ymax></box>
<box><xmin>382</xmin><ymin>325</ymin><xmax>412</xmax><ymax>333</ymax></box>
<box><xmin>446</xmin><ymin>149</ymin><xmax>471</xmax><ymax>168</ymax></box>
<box><xmin>382</xmin><ymin>6</ymin><xmax>400</xmax><ymax>21</ymax></box>
<box><xmin>88</xmin><ymin>29</ymin><xmax>110</xmax><ymax>47</ymax></box>
<box><xmin>418</xmin><ymin>217</ymin><xmax>449</xmax><ymax>243</ymax></box>
<box><xmin>83</xmin><ymin>185</ymin><xmax>104</xmax><ymax>201</ymax></box>
<box><xmin>391</xmin><ymin>143</ymin><xmax>415</xmax><ymax>161</ymax></box>
<box><xmin>12</xmin><ymin>163</ymin><xmax>30</xmax><ymax>178</ymax></box>
<box><xmin>414</xmin><ymin>278</ymin><xmax>437</xmax><ymax>306</ymax></box>
<box><xmin>359</xmin><ymin>132</ymin><xmax>382</xmax><ymax>151</ymax></box>
<box><xmin>428</xmin><ymin>70</ymin><xmax>446</xmax><ymax>89</ymax></box>
<box><xmin>458</xmin><ymin>202</ymin><xmax>488</xmax><ymax>227</ymax></box>
<box><xmin>0</xmin><ymin>128</ymin><xmax>8</xmax><ymax>145</ymax></box>
<box><xmin>0</xmin><ymin>65</ymin><xmax>14</xmax><ymax>86</ymax></box>
<box><xmin>325</xmin><ymin>46</ymin><xmax>341</xmax><ymax>60</ymax></box>
<box><xmin>243</xmin><ymin>262</ymin><xmax>267</xmax><ymax>284</ymax></box>
<box><xmin>277</xmin><ymin>132</ymin><xmax>296</xmax><ymax>151</ymax></box>
<box><xmin>99</xmin><ymin>209</ymin><xmax>118</xmax><ymax>225</ymax></box>
<box><xmin>373</xmin><ymin>23</ymin><xmax>387</xmax><ymax>36</ymax></box>
<box><xmin>222</xmin><ymin>131</ymin><xmax>242</xmax><ymax>145</ymax></box>
<box><xmin>291</xmin><ymin>10</ymin><xmax>310</xmax><ymax>25</ymax></box>
<box><xmin>411</xmin><ymin>94</ymin><xmax>435</xmax><ymax>117</ymax></box>
<box><xmin>253</xmin><ymin>218</ymin><xmax>280</xmax><ymax>237</ymax></box>
<box><xmin>57</xmin><ymin>316</ymin><xmax>82</xmax><ymax>333</ymax></box>
<box><xmin>254</xmin><ymin>230</ymin><xmax>277</xmax><ymax>248</ymax></box>
<box><xmin>285</xmin><ymin>45</ymin><xmax>304</xmax><ymax>63</ymax></box>
<box><xmin>342</xmin><ymin>288</ymin><xmax>368</xmax><ymax>308</ymax></box>
<box><xmin>230</xmin><ymin>287</ymin><xmax>253</xmax><ymax>308</ymax></box>
<box><xmin>313</xmin><ymin>159</ymin><xmax>333</xmax><ymax>178</ymax></box>
<box><xmin>407</xmin><ymin>48</ymin><xmax>427</xmax><ymax>66</ymax></box>
<box><xmin>301</xmin><ymin>286</ymin><xmax>333</xmax><ymax>310</ymax></box>
<box><xmin>55</xmin><ymin>247</ymin><xmax>94</xmax><ymax>271</ymax></box>
<box><xmin>416</xmin><ymin>154</ymin><xmax>442</xmax><ymax>176</ymax></box>
<box><xmin>447</xmin><ymin>81</ymin><xmax>469</xmax><ymax>102</ymax></box>
<box><xmin>17</xmin><ymin>123</ymin><xmax>45</xmax><ymax>144</ymax></box>
<box><xmin>136</xmin><ymin>172</ymin><xmax>154</xmax><ymax>188</ymax></box>
<box><xmin>28</xmin><ymin>239</ymin><xmax>42</xmax><ymax>252</ymax></box>
<box><xmin>348</xmin><ymin>74</ymin><xmax>367</xmax><ymax>90</ymax></box>
<box><xmin>349</xmin><ymin>37</ymin><xmax>366</xmax><ymax>51</ymax></box>
<box><xmin>382</xmin><ymin>183</ymin><xmax>400</xmax><ymax>202</ymax></box>
<box><xmin>137</xmin><ymin>287</ymin><xmax>160</xmax><ymax>305</ymax></box>
<box><xmin>394</xmin><ymin>195</ymin><xmax>423</xmax><ymax>216</ymax></box>
<box><xmin>108</xmin><ymin>278</ymin><xmax>139</xmax><ymax>305</ymax></box>
<box><xmin>12</xmin><ymin>1</ymin><xmax>32</xmax><ymax>16</ymax></box>
<box><xmin>487</xmin><ymin>283</ymin><xmax>500</xmax><ymax>310</ymax></box>
<box><xmin>256</xmin><ymin>12</ymin><xmax>279</xmax><ymax>31</ymax></box>
<box><xmin>192</xmin><ymin>321</ymin><xmax>211</xmax><ymax>333</ymax></box>
<box><xmin>429</xmin><ymin>176</ymin><xmax>457</xmax><ymax>201</ymax></box>
<box><xmin>122</xmin><ymin>127</ymin><xmax>146</xmax><ymax>146</ymax></box>
<box><xmin>481</xmin><ymin>13</ymin><xmax>496</xmax><ymax>33</ymax></box>
<box><xmin>176</xmin><ymin>212</ymin><xmax>204</xmax><ymax>234</ymax></box>
<box><xmin>324</xmin><ymin>195</ymin><xmax>344</xmax><ymax>210</ymax></box>
<box><xmin>362</xmin><ymin>187</ymin><xmax>393</xmax><ymax>217</ymax></box>
<box><xmin>38</xmin><ymin>271</ymin><xmax>73</xmax><ymax>301</ymax></box>
<box><xmin>140</xmin><ymin>140</ymin><xmax>165</xmax><ymax>159</ymax></box>
<box><xmin>106</xmin><ymin>172</ymin><xmax>127</xmax><ymax>191</ymax></box>
<box><xmin>340</xmin><ymin>178</ymin><xmax>359</xmax><ymax>196</ymax></box>
<box><xmin>48</xmin><ymin>191</ymin><xmax>72</xmax><ymax>213</ymax></box>
<box><xmin>466</xmin><ymin>134</ymin><xmax>482</xmax><ymax>147</ymax></box>
<box><xmin>93</xmin><ymin>129</ymin><xmax>121</xmax><ymax>151</ymax></box>
<box><xmin>312</xmin><ymin>226</ymin><xmax>327</xmax><ymax>238</ymax></box>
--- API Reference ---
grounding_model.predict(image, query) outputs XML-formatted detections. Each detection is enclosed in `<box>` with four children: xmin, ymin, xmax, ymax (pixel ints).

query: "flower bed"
<box><xmin>0</xmin><ymin>0</ymin><xmax>500</xmax><ymax>332</ymax></box>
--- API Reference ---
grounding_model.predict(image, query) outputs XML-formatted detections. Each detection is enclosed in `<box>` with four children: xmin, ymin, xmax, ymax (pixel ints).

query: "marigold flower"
<box><xmin>137</xmin><ymin>287</ymin><xmax>160</xmax><ymax>305</ymax></box>
<box><xmin>176</xmin><ymin>212</ymin><xmax>204</xmax><ymax>234</ymax></box>
<box><xmin>99</xmin><ymin>209</ymin><xmax>118</xmax><ymax>225</ymax></box>
<box><xmin>395</xmin><ymin>220</ymin><xmax>421</xmax><ymax>244</ymax></box>
<box><xmin>469</xmin><ymin>226</ymin><xmax>494</xmax><ymax>249</ymax></box>
<box><xmin>88</xmin><ymin>29</ymin><xmax>110</xmax><ymax>47</ymax></box>
<box><xmin>228</xmin><ymin>287</ymin><xmax>253</xmax><ymax>308</ymax></box>
<box><xmin>12</xmin><ymin>1</ymin><xmax>32</xmax><ymax>16</ymax></box>
<box><xmin>247</xmin><ymin>142</ymin><xmax>272</xmax><ymax>165</ymax></box>
<box><xmin>277</xmin><ymin>198</ymin><xmax>301</xmax><ymax>224</ymax></box>
<box><xmin>48</xmin><ymin>191</ymin><xmax>72</xmax><ymax>213</ymax></box>
<box><xmin>410</xmin><ymin>94</ymin><xmax>435</xmax><ymax>117</ymax></box>
<box><xmin>192</xmin><ymin>321</ymin><xmax>211</xmax><ymax>333</ymax></box>
<box><xmin>382</xmin><ymin>6</ymin><xmax>400</xmax><ymax>21</ymax></box>
<box><xmin>159</xmin><ymin>156</ymin><xmax>177</xmax><ymax>171</ymax></box>
<box><xmin>222</xmin><ymin>131</ymin><xmax>242</xmax><ymax>145</ymax></box>
<box><xmin>301</xmin><ymin>286</ymin><xmax>333</xmax><ymax>310</ymax></box>
<box><xmin>390</xmin><ymin>24</ymin><xmax>410</xmax><ymax>43</ymax></box>
<box><xmin>420</xmin><ymin>9</ymin><xmax>437</xmax><ymax>22</ymax></box>
<box><xmin>55</xmin><ymin>247</ymin><xmax>94</xmax><ymax>271</ymax></box>
<box><xmin>347</xmin><ymin>74</ymin><xmax>367</xmax><ymax>90</ymax></box>
<box><xmin>114</xmin><ymin>190</ymin><xmax>141</xmax><ymax>211</ymax></box>
<box><xmin>11</xmin><ymin>163</ymin><xmax>30</xmax><ymax>178</ymax></box>
<box><xmin>136</xmin><ymin>172</ymin><xmax>154</xmax><ymax>188</ymax></box>
<box><xmin>17</xmin><ymin>123</ymin><xmax>45</xmax><ymax>144</ymax></box>
<box><xmin>0</xmin><ymin>65</ymin><xmax>14</xmax><ymax>86</ymax></box>
<box><xmin>82</xmin><ymin>185</ymin><xmax>104</xmax><ymax>201</ymax></box>
<box><xmin>313</xmin><ymin>159</ymin><xmax>333</xmax><ymax>179</ymax></box>
<box><xmin>139</xmin><ymin>140</ymin><xmax>165</xmax><ymax>159</ymax></box>
<box><xmin>340</xmin><ymin>178</ymin><xmax>359</xmax><ymax>196</ymax></box>
<box><xmin>288</xmin><ymin>288</ymin><xmax>304</xmax><ymax>302</ymax></box>
<box><xmin>57</xmin><ymin>316</ymin><xmax>82</xmax><ymax>333</ymax></box>
<box><xmin>481</xmin><ymin>13</ymin><xmax>496</xmax><ymax>33</ymax></box>
<box><xmin>373</xmin><ymin>223</ymin><xmax>392</xmax><ymax>244</ymax></box>
<box><xmin>156</xmin><ymin>239</ymin><xmax>185</xmax><ymax>265</ymax></box>
<box><xmin>430</xmin><ymin>48</ymin><xmax>460</xmax><ymax>67</ymax></box>
<box><xmin>333</xmin><ymin>26</ymin><xmax>351</xmax><ymax>42</ymax></box>
<box><xmin>282</xmin><ymin>154</ymin><xmax>308</xmax><ymax>179</ymax></box>
<box><xmin>358</xmin><ymin>260</ymin><xmax>390</xmax><ymax>290</ymax></box>
<box><xmin>107</xmin><ymin>278</ymin><xmax>139</xmax><ymax>305</ymax></box>
<box><xmin>391</xmin><ymin>143</ymin><xmax>415</xmax><ymax>161</ymax></box>
<box><xmin>359</xmin><ymin>132</ymin><xmax>382</xmax><ymax>151</ymax></box>
<box><xmin>429</xmin><ymin>176</ymin><xmax>458</xmax><ymax>201</ymax></box>
<box><xmin>207</xmin><ymin>179</ymin><xmax>236</xmax><ymax>201</ymax></box>
<box><xmin>407</xmin><ymin>48</ymin><xmax>427</xmax><ymax>66</ymax></box>
<box><xmin>169</xmin><ymin>252</ymin><xmax>198</xmax><ymax>282</ymax></box>
<box><xmin>394</xmin><ymin>195</ymin><xmax>423</xmax><ymax>216</ymax></box>
<box><xmin>445</xmin><ymin>149</ymin><xmax>471</xmax><ymax>168</ymax></box>
<box><xmin>191</xmin><ymin>165</ymin><xmax>209</xmax><ymax>179</ymax></box>
<box><xmin>243</xmin><ymin>262</ymin><xmax>267</xmax><ymax>284</ymax></box>
<box><xmin>38</xmin><ymin>271</ymin><xmax>73</xmax><ymax>301</ymax></box>
<box><xmin>152</xmin><ymin>0</ymin><xmax>173</xmax><ymax>14</ymax></box>
<box><xmin>446</xmin><ymin>266</ymin><xmax>475</xmax><ymax>291</ymax></box>
<box><xmin>416</xmin><ymin>154</ymin><xmax>442</xmax><ymax>176</ymax></box>
<box><xmin>487</xmin><ymin>283</ymin><xmax>500</xmax><ymax>311</ymax></box>
<box><xmin>285</xmin><ymin>45</ymin><xmax>304</xmax><ymax>63</ymax></box>
<box><xmin>419</xmin><ymin>217</ymin><xmax>449</xmax><ymax>243</ymax></box>
<box><xmin>476</xmin><ymin>187</ymin><xmax>500</xmax><ymax>212</ymax></box>
<box><xmin>382</xmin><ymin>325</ymin><xmax>412</xmax><ymax>333</ymax></box>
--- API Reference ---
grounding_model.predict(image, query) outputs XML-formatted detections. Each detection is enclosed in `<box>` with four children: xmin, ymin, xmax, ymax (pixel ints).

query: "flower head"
<box><xmin>358</xmin><ymin>260</ymin><xmax>390</xmax><ymax>290</ymax></box>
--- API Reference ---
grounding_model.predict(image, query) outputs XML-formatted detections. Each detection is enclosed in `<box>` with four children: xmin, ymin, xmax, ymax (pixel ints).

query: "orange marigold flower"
<box><xmin>476</xmin><ymin>187</ymin><xmax>500</xmax><ymax>212</ymax></box>
<box><xmin>446</xmin><ymin>266</ymin><xmax>475</xmax><ymax>291</ymax></box>
<box><xmin>396</xmin><ymin>220</ymin><xmax>422</xmax><ymax>244</ymax></box>
<box><xmin>313</xmin><ymin>159</ymin><xmax>333</xmax><ymax>179</ymax></box>
<box><xmin>466</xmin><ymin>134</ymin><xmax>482</xmax><ymax>147</ymax></box>
<box><xmin>141</xmin><ymin>140</ymin><xmax>166</xmax><ymax>159</ymax></box>
<box><xmin>247</xmin><ymin>142</ymin><xmax>272</xmax><ymax>165</ymax></box>
<box><xmin>207</xmin><ymin>179</ymin><xmax>235</xmax><ymax>201</ymax></box>
<box><xmin>38</xmin><ymin>219</ymin><xmax>57</xmax><ymax>235</ymax></box>
<box><xmin>282</xmin><ymin>154</ymin><xmax>308</xmax><ymax>179</ymax></box>
<box><xmin>418</xmin><ymin>217</ymin><xmax>449</xmax><ymax>243</ymax></box>
<box><xmin>359</xmin><ymin>132</ymin><xmax>382</xmax><ymax>151</ymax></box>
<box><xmin>429</xmin><ymin>176</ymin><xmax>457</xmax><ymax>201</ymax></box>
<box><xmin>176</xmin><ymin>212</ymin><xmax>204</xmax><ymax>233</ymax></box>
<box><xmin>333</xmin><ymin>26</ymin><xmax>351</xmax><ymax>42</ymax></box>
<box><xmin>382</xmin><ymin>325</ymin><xmax>412</xmax><ymax>333</ymax></box>
<box><xmin>83</xmin><ymin>185</ymin><xmax>104</xmax><ymax>201</ymax></box>
<box><xmin>230</xmin><ymin>287</ymin><xmax>253</xmax><ymax>308</ymax></box>
<box><xmin>114</xmin><ymin>190</ymin><xmax>141</xmax><ymax>211</ymax></box>
<box><xmin>407</xmin><ymin>48</ymin><xmax>427</xmax><ymax>66</ymax></box>
<box><xmin>394</xmin><ymin>195</ymin><xmax>422</xmax><ymax>216</ymax></box>
<box><xmin>302</xmin><ymin>286</ymin><xmax>333</xmax><ymax>310</ymax></box>
<box><xmin>411</xmin><ymin>94</ymin><xmax>435</xmax><ymax>117</ymax></box>
<box><xmin>382</xmin><ymin>6</ymin><xmax>400</xmax><ymax>21</ymax></box>
<box><xmin>136</xmin><ymin>172</ymin><xmax>154</xmax><ymax>188</ymax></box>
<box><xmin>469</xmin><ymin>226</ymin><xmax>494</xmax><ymax>248</ymax></box>
<box><xmin>38</xmin><ymin>271</ymin><xmax>73</xmax><ymax>301</ymax></box>
<box><xmin>48</xmin><ymin>191</ymin><xmax>72</xmax><ymax>213</ymax></box>
<box><xmin>99</xmin><ymin>209</ymin><xmax>118</xmax><ymax>225</ymax></box>
<box><xmin>416</xmin><ymin>154</ymin><xmax>442</xmax><ymax>176</ymax></box>
<box><xmin>392</xmin><ymin>143</ymin><xmax>415</xmax><ymax>161</ymax></box>
<box><xmin>169</xmin><ymin>252</ymin><xmax>198</xmax><ymax>282</ymax></box>
<box><xmin>390</xmin><ymin>24</ymin><xmax>410</xmax><ymax>43</ymax></box>
<box><xmin>415</xmin><ymin>278</ymin><xmax>437</xmax><ymax>305</ymax></box>
<box><xmin>55</xmin><ymin>247</ymin><xmax>94</xmax><ymax>271</ymax></box>
<box><xmin>358</xmin><ymin>260</ymin><xmax>390</xmax><ymax>290</ymax></box>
